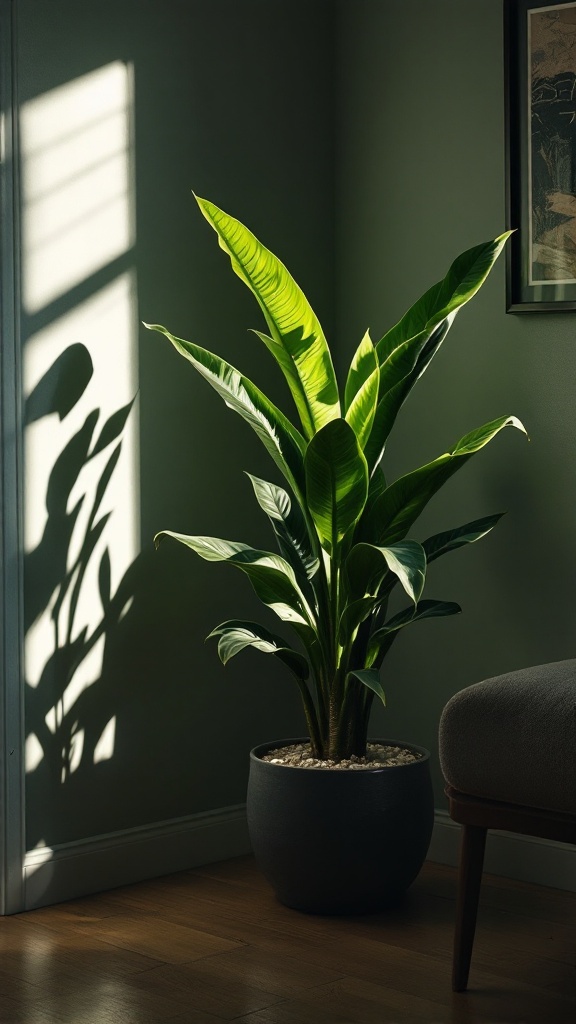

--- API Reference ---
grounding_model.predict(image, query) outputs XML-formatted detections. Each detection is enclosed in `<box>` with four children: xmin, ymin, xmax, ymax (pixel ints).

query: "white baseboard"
<box><xmin>429</xmin><ymin>809</ymin><xmax>576</xmax><ymax>892</ymax></box>
<box><xmin>23</xmin><ymin>804</ymin><xmax>251</xmax><ymax>911</ymax></box>
<box><xmin>21</xmin><ymin>804</ymin><xmax>574</xmax><ymax>912</ymax></box>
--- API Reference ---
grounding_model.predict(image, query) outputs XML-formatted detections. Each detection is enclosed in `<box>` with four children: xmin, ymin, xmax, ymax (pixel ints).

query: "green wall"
<box><xmin>337</xmin><ymin>0</ymin><xmax>576</xmax><ymax>800</ymax></box>
<box><xmin>17</xmin><ymin>0</ymin><xmax>576</xmax><ymax>852</ymax></box>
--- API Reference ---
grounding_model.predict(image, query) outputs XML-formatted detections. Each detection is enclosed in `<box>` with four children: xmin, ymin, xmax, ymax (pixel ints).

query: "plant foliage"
<box><xmin>146</xmin><ymin>196</ymin><xmax>526</xmax><ymax>760</ymax></box>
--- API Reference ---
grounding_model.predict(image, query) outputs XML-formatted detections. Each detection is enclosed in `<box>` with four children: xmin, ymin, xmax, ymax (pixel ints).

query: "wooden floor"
<box><xmin>0</xmin><ymin>857</ymin><xmax>573</xmax><ymax>1024</ymax></box>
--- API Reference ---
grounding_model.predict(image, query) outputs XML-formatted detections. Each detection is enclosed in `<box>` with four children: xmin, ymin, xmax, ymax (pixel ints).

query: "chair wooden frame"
<box><xmin>445</xmin><ymin>785</ymin><xmax>576</xmax><ymax>992</ymax></box>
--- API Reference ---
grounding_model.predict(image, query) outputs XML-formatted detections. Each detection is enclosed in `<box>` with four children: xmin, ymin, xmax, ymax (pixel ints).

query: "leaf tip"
<box><xmin>142</xmin><ymin>322</ymin><xmax>166</xmax><ymax>336</ymax></box>
<box><xmin>193</xmin><ymin>193</ymin><xmax>215</xmax><ymax>219</ymax></box>
<box><xmin>509</xmin><ymin>414</ymin><xmax>529</xmax><ymax>439</ymax></box>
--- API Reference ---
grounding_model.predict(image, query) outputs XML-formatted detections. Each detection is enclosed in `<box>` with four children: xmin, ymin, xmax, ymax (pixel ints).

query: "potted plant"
<box><xmin>146</xmin><ymin>196</ymin><xmax>526</xmax><ymax>914</ymax></box>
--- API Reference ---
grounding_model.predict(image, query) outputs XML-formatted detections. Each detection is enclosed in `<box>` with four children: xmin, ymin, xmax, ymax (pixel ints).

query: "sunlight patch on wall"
<box><xmin>22</xmin><ymin>61</ymin><xmax>138</xmax><ymax>789</ymax></box>
<box><xmin>93</xmin><ymin>716</ymin><xmax>117</xmax><ymax>764</ymax></box>
<box><xmin>20</xmin><ymin>62</ymin><xmax>133</xmax><ymax>313</ymax></box>
<box><xmin>65</xmin><ymin>725</ymin><xmax>85</xmax><ymax>780</ymax></box>
<box><xmin>24</xmin><ymin>842</ymin><xmax>54</xmax><ymax>880</ymax></box>
<box><xmin>25</xmin><ymin>734</ymin><xmax>44</xmax><ymax>773</ymax></box>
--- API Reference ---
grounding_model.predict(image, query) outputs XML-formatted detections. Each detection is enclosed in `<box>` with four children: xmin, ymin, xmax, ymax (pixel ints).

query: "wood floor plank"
<box><xmin>0</xmin><ymin>856</ymin><xmax>573</xmax><ymax>1024</ymax></box>
<box><xmin>121</xmin><ymin>959</ymin><xmax>287</xmax><ymax>1020</ymax></box>
<box><xmin>91</xmin><ymin>872</ymin><xmax>271</xmax><ymax>926</ymax></box>
<box><xmin>180</xmin><ymin>945</ymin><xmax>345</xmax><ymax>996</ymax></box>
<box><xmin>251</xmin><ymin>875</ymin><xmax>575</xmax><ymax>975</ymax></box>
<box><xmin>418</xmin><ymin>859</ymin><xmax>576</xmax><ymax>925</ymax></box>
<box><xmin>0</xmin><ymin>967</ymin><xmax>191</xmax><ymax>1023</ymax></box>
<box><xmin>230</xmin><ymin>974</ymin><xmax>472</xmax><ymax>1024</ymax></box>
<box><xmin>0</xmin><ymin>998</ymin><xmax>65</xmax><ymax>1024</ymax></box>
<box><xmin>89</xmin><ymin>875</ymin><xmax>314</xmax><ymax>947</ymax></box>
<box><xmin>7</xmin><ymin>920</ymin><xmax>164</xmax><ymax>974</ymax></box>
<box><xmin>231</xmin><ymin>972</ymin><xmax>575</xmax><ymax>1024</ymax></box>
<box><xmin>0</xmin><ymin>981</ymin><xmax>49</xmax><ymax>1019</ymax></box>
<box><xmin>1</xmin><ymin>981</ymin><xmax>203</xmax><ymax>1024</ymax></box>
<box><xmin>14</xmin><ymin>895</ymin><xmax>126</xmax><ymax>925</ymax></box>
<box><xmin>70</xmin><ymin>914</ymin><xmax>245</xmax><ymax>964</ymax></box>
<box><xmin>190</xmin><ymin>854</ymin><xmax>269</xmax><ymax>890</ymax></box>
<box><xmin>234</xmin><ymin>923</ymin><xmax>575</xmax><ymax>1012</ymax></box>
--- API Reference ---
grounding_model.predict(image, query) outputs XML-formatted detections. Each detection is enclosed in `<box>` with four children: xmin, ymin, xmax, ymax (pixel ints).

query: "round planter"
<box><xmin>247</xmin><ymin>737</ymin><xmax>434</xmax><ymax>915</ymax></box>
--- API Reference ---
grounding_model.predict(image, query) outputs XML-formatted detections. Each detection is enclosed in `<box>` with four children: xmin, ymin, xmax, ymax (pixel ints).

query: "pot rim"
<box><xmin>249</xmin><ymin>737</ymin><xmax>430</xmax><ymax>771</ymax></box>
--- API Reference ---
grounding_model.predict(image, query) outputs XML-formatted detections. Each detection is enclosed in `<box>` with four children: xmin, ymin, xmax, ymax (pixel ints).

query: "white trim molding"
<box><xmin>429</xmin><ymin>809</ymin><xmax>576</xmax><ymax>893</ymax></box>
<box><xmin>23</xmin><ymin>804</ymin><xmax>251</xmax><ymax>911</ymax></box>
<box><xmin>0</xmin><ymin>0</ymin><xmax>26</xmax><ymax>918</ymax></box>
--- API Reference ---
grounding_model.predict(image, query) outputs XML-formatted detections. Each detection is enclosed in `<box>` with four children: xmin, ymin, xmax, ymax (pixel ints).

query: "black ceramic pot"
<box><xmin>247</xmin><ymin>737</ymin><xmax>434</xmax><ymax>915</ymax></box>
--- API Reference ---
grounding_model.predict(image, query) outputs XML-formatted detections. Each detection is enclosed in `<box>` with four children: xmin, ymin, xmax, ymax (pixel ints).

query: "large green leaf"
<box><xmin>376</xmin><ymin>318</ymin><xmax>451</xmax><ymax>396</ymax></box>
<box><xmin>346</xmin><ymin>540</ymin><xmax>426</xmax><ymax>605</ymax></box>
<box><xmin>423</xmin><ymin>512</ymin><xmax>505</xmax><ymax>565</ymax></box>
<box><xmin>346</xmin><ymin>668</ymin><xmax>386</xmax><ymax>708</ymax></box>
<box><xmin>343</xmin><ymin>331</ymin><xmax>380</xmax><ymax>450</ymax></box>
<box><xmin>360</xmin><ymin>466</ymin><xmax>387</xmax><ymax>521</ymax></box>
<box><xmin>207</xmin><ymin>618</ymin><xmax>320</xmax><ymax>749</ymax></box>
<box><xmin>246</xmin><ymin>474</ymin><xmax>319</xmax><ymax>583</ymax></box>
<box><xmin>195</xmin><ymin>196</ymin><xmax>341</xmax><ymax>438</ymax></box>
<box><xmin>365</xmin><ymin>233</ymin><xmax>512</xmax><ymax>473</ymax></box>
<box><xmin>344</xmin><ymin>330</ymin><xmax>377</xmax><ymax>412</ymax></box>
<box><xmin>144</xmin><ymin>324</ymin><xmax>306</xmax><ymax>498</ymax></box>
<box><xmin>338</xmin><ymin>595</ymin><xmax>379</xmax><ymax>647</ymax></box>
<box><xmin>362</xmin><ymin>415</ymin><xmax>526</xmax><ymax>546</ymax></box>
<box><xmin>376</xmin><ymin>233</ymin><xmax>512</xmax><ymax>365</ymax></box>
<box><xmin>338</xmin><ymin>540</ymin><xmax>425</xmax><ymax>649</ymax></box>
<box><xmin>344</xmin><ymin>339</ymin><xmax>380</xmax><ymax>453</ymax></box>
<box><xmin>368</xmin><ymin>599</ymin><xmax>462</xmax><ymax>665</ymax></box>
<box><xmin>304</xmin><ymin>419</ymin><xmax>369</xmax><ymax>555</ymax></box>
<box><xmin>207</xmin><ymin>619</ymin><xmax>309</xmax><ymax>679</ymax></box>
<box><xmin>364</xmin><ymin>319</ymin><xmax>452</xmax><ymax>472</ymax></box>
<box><xmin>155</xmin><ymin>532</ymin><xmax>315</xmax><ymax>632</ymax></box>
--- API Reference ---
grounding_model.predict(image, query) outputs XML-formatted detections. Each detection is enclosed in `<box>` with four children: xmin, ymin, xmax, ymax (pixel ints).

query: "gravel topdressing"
<box><xmin>260</xmin><ymin>741</ymin><xmax>423</xmax><ymax>770</ymax></box>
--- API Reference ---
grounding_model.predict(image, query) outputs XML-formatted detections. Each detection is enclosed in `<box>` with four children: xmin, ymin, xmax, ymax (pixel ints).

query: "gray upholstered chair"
<box><xmin>438</xmin><ymin>660</ymin><xmax>576</xmax><ymax>991</ymax></box>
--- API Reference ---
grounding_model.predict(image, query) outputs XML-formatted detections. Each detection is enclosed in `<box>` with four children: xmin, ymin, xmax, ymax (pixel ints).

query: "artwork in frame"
<box><xmin>506</xmin><ymin>0</ymin><xmax>576</xmax><ymax>311</ymax></box>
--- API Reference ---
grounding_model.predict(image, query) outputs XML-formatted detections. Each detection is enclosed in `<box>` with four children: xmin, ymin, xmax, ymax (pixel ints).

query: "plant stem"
<box><xmin>295</xmin><ymin>676</ymin><xmax>322</xmax><ymax>755</ymax></box>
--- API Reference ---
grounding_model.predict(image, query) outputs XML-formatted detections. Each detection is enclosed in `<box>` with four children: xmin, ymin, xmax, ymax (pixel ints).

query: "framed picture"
<box><xmin>505</xmin><ymin>0</ymin><xmax>576</xmax><ymax>311</ymax></box>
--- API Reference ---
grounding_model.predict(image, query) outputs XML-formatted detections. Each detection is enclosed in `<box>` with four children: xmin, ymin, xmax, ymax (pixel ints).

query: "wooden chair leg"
<box><xmin>452</xmin><ymin>823</ymin><xmax>487</xmax><ymax>992</ymax></box>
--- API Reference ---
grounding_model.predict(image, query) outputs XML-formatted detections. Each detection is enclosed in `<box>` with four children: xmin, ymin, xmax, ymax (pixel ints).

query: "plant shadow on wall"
<box><xmin>24</xmin><ymin>342</ymin><xmax>141</xmax><ymax>849</ymax></box>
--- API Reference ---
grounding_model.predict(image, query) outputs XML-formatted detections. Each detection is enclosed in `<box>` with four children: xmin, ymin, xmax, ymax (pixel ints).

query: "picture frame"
<box><xmin>505</xmin><ymin>0</ymin><xmax>576</xmax><ymax>311</ymax></box>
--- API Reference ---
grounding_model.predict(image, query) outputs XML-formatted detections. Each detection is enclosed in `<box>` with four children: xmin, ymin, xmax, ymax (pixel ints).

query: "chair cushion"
<box><xmin>439</xmin><ymin>660</ymin><xmax>576</xmax><ymax>815</ymax></box>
